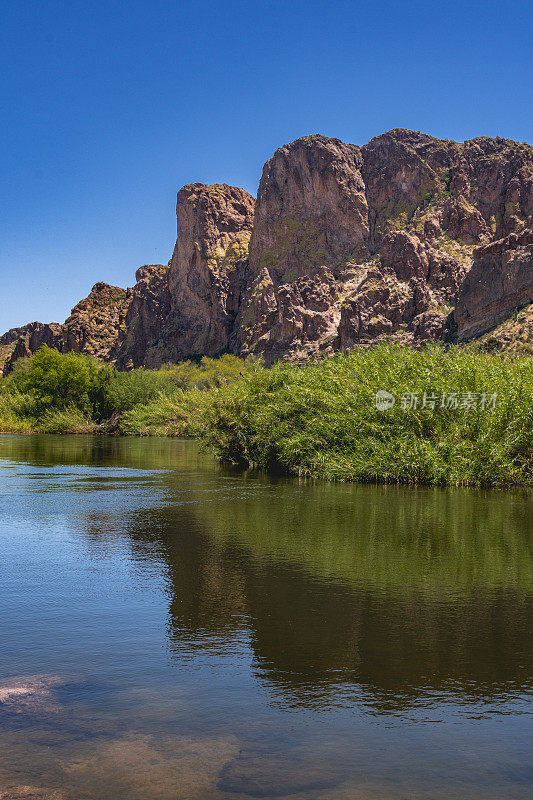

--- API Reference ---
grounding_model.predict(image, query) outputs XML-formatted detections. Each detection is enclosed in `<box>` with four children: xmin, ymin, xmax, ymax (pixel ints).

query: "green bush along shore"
<box><xmin>1</xmin><ymin>344</ymin><xmax>531</xmax><ymax>487</ymax></box>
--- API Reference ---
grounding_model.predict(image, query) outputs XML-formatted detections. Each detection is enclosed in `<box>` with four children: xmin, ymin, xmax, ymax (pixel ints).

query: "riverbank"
<box><xmin>1</xmin><ymin>344</ymin><xmax>532</xmax><ymax>487</ymax></box>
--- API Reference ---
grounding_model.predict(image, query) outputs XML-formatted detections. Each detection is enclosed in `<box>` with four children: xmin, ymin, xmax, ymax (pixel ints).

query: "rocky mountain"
<box><xmin>2</xmin><ymin>283</ymin><xmax>132</xmax><ymax>372</ymax></box>
<box><xmin>3</xmin><ymin>129</ymin><xmax>532</xmax><ymax>373</ymax></box>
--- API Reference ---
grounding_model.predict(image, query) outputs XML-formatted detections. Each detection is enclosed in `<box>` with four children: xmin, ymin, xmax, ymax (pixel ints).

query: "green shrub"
<box><xmin>159</xmin><ymin>354</ymin><xmax>251</xmax><ymax>390</ymax></box>
<box><xmin>116</xmin><ymin>355</ymin><xmax>258</xmax><ymax>435</ymax></box>
<box><xmin>2</xmin><ymin>344</ymin><xmax>531</xmax><ymax>487</ymax></box>
<box><xmin>0</xmin><ymin>349</ymin><xmax>252</xmax><ymax>433</ymax></box>
<box><xmin>37</xmin><ymin>407</ymin><xmax>99</xmax><ymax>434</ymax></box>
<box><xmin>6</xmin><ymin>346</ymin><xmax>100</xmax><ymax>415</ymax></box>
<box><xmin>118</xmin><ymin>391</ymin><xmax>189</xmax><ymax>436</ymax></box>
<box><xmin>92</xmin><ymin>365</ymin><xmax>172</xmax><ymax>419</ymax></box>
<box><xmin>197</xmin><ymin>344</ymin><xmax>533</xmax><ymax>487</ymax></box>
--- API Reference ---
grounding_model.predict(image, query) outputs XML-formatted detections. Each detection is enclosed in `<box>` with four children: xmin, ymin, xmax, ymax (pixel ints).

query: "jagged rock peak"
<box><xmin>115</xmin><ymin>265</ymin><xmax>171</xmax><ymax>370</ymax></box>
<box><xmin>68</xmin><ymin>282</ymin><xmax>128</xmax><ymax>314</ymax></box>
<box><xmin>250</xmin><ymin>134</ymin><xmax>368</xmax><ymax>281</ymax></box>
<box><xmin>2</xmin><ymin>282</ymin><xmax>132</xmax><ymax>374</ymax></box>
<box><xmin>237</xmin><ymin>135</ymin><xmax>369</xmax><ymax>361</ymax></box>
<box><xmin>176</xmin><ymin>183</ymin><xmax>255</xmax><ymax>244</ymax></box>
<box><xmin>239</xmin><ymin>129</ymin><xmax>532</xmax><ymax>362</ymax></box>
<box><xmin>62</xmin><ymin>281</ymin><xmax>132</xmax><ymax>360</ymax></box>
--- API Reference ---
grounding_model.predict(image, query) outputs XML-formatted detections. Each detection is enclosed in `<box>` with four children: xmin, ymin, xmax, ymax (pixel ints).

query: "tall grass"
<box><xmin>0</xmin><ymin>391</ymin><xmax>35</xmax><ymax>433</ymax></box>
<box><xmin>0</xmin><ymin>349</ymin><xmax>252</xmax><ymax>437</ymax></box>
<box><xmin>37</xmin><ymin>407</ymin><xmax>100</xmax><ymax>434</ymax></box>
<box><xmin>197</xmin><ymin>345</ymin><xmax>533</xmax><ymax>487</ymax></box>
<box><xmin>118</xmin><ymin>391</ymin><xmax>190</xmax><ymax>436</ymax></box>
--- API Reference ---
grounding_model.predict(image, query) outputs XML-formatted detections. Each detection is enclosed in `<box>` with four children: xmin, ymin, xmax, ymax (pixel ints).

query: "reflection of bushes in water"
<box><xmin>0</xmin><ymin>433</ymin><xmax>206</xmax><ymax>470</ymax></box>
<box><xmin>180</xmin><ymin>480</ymin><xmax>533</xmax><ymax>591</ymax></box>
<box><xmin>120</xmin><ymin>486</ymin><xmax>533</xmax><ymax>710</ymax></box>
<box><xmin>6</xmin><ymin>434</ymin><xmax>532</xmax><ymax>710</ymax></box>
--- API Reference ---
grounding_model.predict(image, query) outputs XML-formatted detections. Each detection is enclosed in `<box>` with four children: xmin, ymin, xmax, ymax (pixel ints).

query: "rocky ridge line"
<box><xmin>2</xmin><ymin>129</ymin><xmax>532</xmax><ymax>373</ymax></box>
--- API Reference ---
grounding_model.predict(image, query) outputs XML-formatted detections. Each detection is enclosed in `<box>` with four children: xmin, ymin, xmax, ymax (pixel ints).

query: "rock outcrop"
<box><xmin>115</xmin><ymin>184</ymin><xmax>255</xmax><ymax>368</ymax></box>
<box><xmin>475</xmin><ymin>303</ymin><xmax>533</xmax><ymax>355</ymax></box>
<box><xmin>2</xmin><ymin>283</ymin><xmax>132</xmax><ymax>373</ymax></box>
<box><xmin>61</xmin><ymin>282</ymin><xmax>132</xmax><ymax>359</ymax></box>
<box><xmin>115</xmin><ymin>264</ymin><xmax>171</xmax><ymax>369</ymax></box>
<box><xmin>2</xmin><ymin>130</ymin><xmax>532</xmax><ymax>371</ymax></box>
<box><xmin>0</xmin><ymin>325</ymin><xmax>39</xmax><ymax>372</ymax></box>
<box><xmin>238</xmin><ymin>135</ymin><xmax>368</xmax><ymax>360</ymax></box>
<box><xmin>4</xmin><ymin>322</ymin><xmax>64</xmax><ymax>372</ymax></box>
<box><xmin>237</xmin><ymin>130</ymin><xmax>530</xmax><ymax>362</ymax></box>
<box><xmin>167</xmin><ymin>183</ymin><xmax>255</xmax><ymax>358</ymax></box>
<box><xmin>455</xmin><ymin>228</ymin><xmax>533</xmax><ymax>341</ymax></box>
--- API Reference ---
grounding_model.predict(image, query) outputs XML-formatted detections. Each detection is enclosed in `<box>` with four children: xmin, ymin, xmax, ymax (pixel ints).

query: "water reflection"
<box><xmin>121</xmin><ymin>490</ymin><xmax>533</xmax><ymax>712</ymax></box>
<box><xmin>1</xmin><ymin>435</ymin><xmax>532</xmax><ymax>799</ymax></box>
<box><xmin>2</xmin><ymin>434</ymin><xmax>532</xmax><ymax>713</ymax></box>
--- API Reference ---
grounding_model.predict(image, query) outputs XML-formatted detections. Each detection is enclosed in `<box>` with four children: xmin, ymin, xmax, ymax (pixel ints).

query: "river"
<box><xmin>0</xmin><ymin>435</ymin><xmax>531</xmax><ymax>799</ymax></box>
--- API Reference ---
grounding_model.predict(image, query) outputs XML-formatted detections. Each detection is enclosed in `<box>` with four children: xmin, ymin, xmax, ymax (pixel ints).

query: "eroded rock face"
<box><xmin>249</xmin><ymin>135</ymin><xmax>368</xmax><ymax>281</ymax></box>
<box><xmin>455</xmin><ymin>228</ymin><xmax>533</xmax><ymax>341</ymax></box>
<box><xmin>166</xmin><ymin>183</ymin><xmax>255</xmax><ymax>358</ymax></box>
<box><xmin>238</xmin><ymin>135</ymin><xmax>368</xmax><ymax>360</ymax></box>
<box><xmin>474</xmin><ymin>303</ymin><xmax>533</xmax><ymax>355</ymax></box>
<box><xmin>115</xmin><ymin>184</ymin><xmax>255</xmax><ymax>366</ymax></box>
<box><xmin>62</xmin><ymin>282</ymin><xmax>132</xmax><ymax>360</ymax></box>
<box><xmin>238</xmin><ymin>130</ymin><xmax>532</xmax><ymax>361</ymax></box>
<box><xmin>2</xmin><ymin>130</ymin><xmax>532</xmax><ymax>368</ymax></box>
<box><xmin>115</xmin><ymin>265</ymin><xmax>171</xmax><ymax>369</ymax></box>
<box><xmin>3</xmin><ymin>323</ymin><xmax>65</xmax><ymax>373</ymax></box>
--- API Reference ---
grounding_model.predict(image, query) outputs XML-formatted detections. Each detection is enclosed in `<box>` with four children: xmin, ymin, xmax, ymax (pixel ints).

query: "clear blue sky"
<box><xmin>1</xmin><ymin>0</ymin><xmax>532</xmax><ymax>332</ymax></box>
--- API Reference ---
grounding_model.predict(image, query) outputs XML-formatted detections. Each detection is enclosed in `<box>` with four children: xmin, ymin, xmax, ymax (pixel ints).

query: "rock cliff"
<box><xmin>237</xmin><ymin>130</ymin><xmax>532</xmax><ymax>362</ymax></box>
<box><xmin>3</xmin><ymin>129</ymin><xmax>532</xmax><ymax>373</ymax></box>
<box><xmin>2</xmin><ymin>322</ymin><xmax>64</xmax><ymax>373</ymax></box>
<box><xmin>454</xmin><ymin>228</ymin><xmax>533</xmax><ymax>341</ymax></box>
<box><xmin>3</xmin><ymin>283</ymin><xmax>132</xmax><ymax>373</ymax></box>
<box><xmin>115</xmin><ymin>183</ymin><xmax>255</xmax><ymax>368</ymax></box>
<box><xmin>115</xmin><ymin>264</ymin><xmax>171</xmax><ymax>369</ymax></box>
<box><xmin>166</xmin><ymin>183</ymin><xmax>254</xmax><ymax>358</ymax></box>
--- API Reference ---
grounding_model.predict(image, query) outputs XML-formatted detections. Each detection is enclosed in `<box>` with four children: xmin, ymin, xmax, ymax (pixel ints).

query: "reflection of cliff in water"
<box><xmin>120</xmin><ymin>475</ymin><xmax>533</xmax><ymax>711</ymax></box>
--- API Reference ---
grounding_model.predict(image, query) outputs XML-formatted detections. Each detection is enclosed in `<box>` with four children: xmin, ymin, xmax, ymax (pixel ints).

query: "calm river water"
<box><xmin>0</xmin><ymin>435</ymin><xmax>532</xmax><ymax>799</ymax></box>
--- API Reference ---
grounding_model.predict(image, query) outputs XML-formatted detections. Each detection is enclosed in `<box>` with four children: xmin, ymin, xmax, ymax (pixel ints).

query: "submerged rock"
<box><xmin>0</xmin><ymin>675</ymin><xmax>67</xmax><ymax>716</ymax></box>
<box><xmin>217</xmin><ymin>748</ymin><xmax>339</xmax><ymax>797</ymax></box>
<box><xmin>63</xmin><ymin>732</ymin><xmax>239</xmax><ymax>800</ymax></box>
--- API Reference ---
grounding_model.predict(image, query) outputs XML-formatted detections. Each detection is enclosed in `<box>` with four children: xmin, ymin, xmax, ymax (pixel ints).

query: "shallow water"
<box><xmin>0</xmin><ymin>434</ymin><xmax>532</xmax><ymax>800</ymax></box>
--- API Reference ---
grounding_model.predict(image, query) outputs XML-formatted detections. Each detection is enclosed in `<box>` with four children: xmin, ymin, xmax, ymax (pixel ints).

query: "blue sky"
<box><xmin>1</xmin><ymin>0</ymin><xmax>532</xmax><ymax>332</ymax></box>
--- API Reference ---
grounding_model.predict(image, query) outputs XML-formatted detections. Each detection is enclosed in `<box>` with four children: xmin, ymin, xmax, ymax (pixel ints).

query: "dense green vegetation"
<box><xmin>0</xmin><ymin>347</ymin><xmax>249</xmax><ymax>435</ymax></box>
<box><xmin>1</xmin><ymin>344</ymin><xmax>532</xmax><ymax>486</ymax></box>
